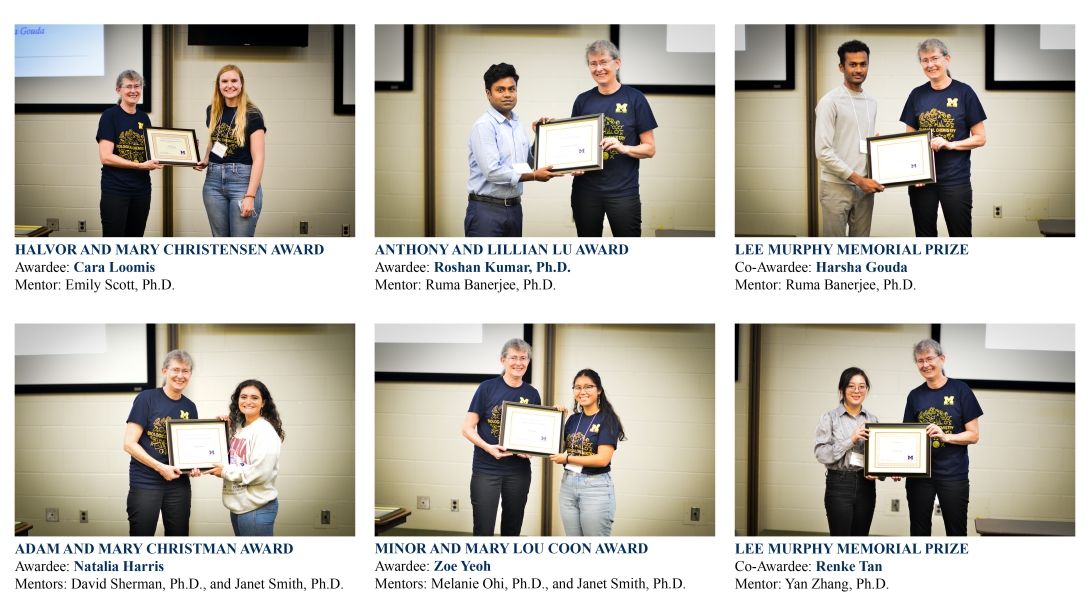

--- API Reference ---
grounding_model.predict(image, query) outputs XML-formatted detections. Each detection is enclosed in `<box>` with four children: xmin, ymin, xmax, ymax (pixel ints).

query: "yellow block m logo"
<box><xmin>943</xmin><ymin>396</ymin><xmax>954</xmax><ymax>406</ymax></box>
<box><xmin>946</xmin><ymin>98</ymin><xmax>958</xmax><ymax>108</ymax></box>
<box><xmin>615</xmin><ymin>103</ymin><xmax>628</xmax><ymax>113</ymax></box>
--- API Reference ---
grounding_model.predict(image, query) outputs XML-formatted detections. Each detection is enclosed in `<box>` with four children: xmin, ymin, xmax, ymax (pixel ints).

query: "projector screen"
<box><xmin>375</xmin><ymin>324</ymin><xmax>533</xmax><ymax>383</ymax></box>
<box><xmin>14</xmin><ymin>324</ymin><xmax>156</xmax><ymax>393</ymax></box>
<box><xmin>612</xmin><ymin>24</ymin><xmax>715</xmax><ymax>95</ymax></box>
<box><xmin>933</xmin><ymin>324</ymin><xmax>1075</xmax><ymax>391</ymax></box>
<box><xmin>735</xmin><ymin>25</ymin><xmax>795</xmax><ymax>90</ymax></box>
<box><xmin>15</xmin><ymin>24</ymin><xmax>152</xmax><ymax>113</ymax></box>
<box><xmin>986</xmin><ymin>25</ymin><xmax>1075</xmax><ymax>90</ymax></box>
<box><xmin>15</xmin><ymin>25</ymin><xmax>105</xmax><ymax>77</ymax></box>
<box><xmin>335</xmin><ymin>25</ymin><xmax>355</xmax><ymax>114</ymax></box>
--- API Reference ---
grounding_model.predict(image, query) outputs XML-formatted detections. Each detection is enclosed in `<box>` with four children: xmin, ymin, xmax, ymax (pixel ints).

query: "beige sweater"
<box><xmin>222</xmin><ymin>417</ymin><xmax>281</xmax><ymax>514</ymax></box>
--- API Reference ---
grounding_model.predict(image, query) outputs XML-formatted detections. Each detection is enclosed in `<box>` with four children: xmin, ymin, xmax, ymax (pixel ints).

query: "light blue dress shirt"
<box><xmin>467</xmin><ymin>106</ymin><xmax>533</xmax><ymax>199</ymax></box>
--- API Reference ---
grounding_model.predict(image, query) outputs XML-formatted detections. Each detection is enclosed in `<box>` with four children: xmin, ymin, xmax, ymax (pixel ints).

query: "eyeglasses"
<box><xmin>166</xmin><ymin>367</ymin><xmax>191</xmax><ymax>375</ymax></box>
<box><xmin>845</xmin><ymin>385</ymin><xmax>868</xmax><ymax>392</ymax></box>
<box><xmin>504</xmin><ymin>356</ymin><xmax>529</xmax><ymax>363</ymax></box>
<box><xmin>920</xmin><ymin>55</ymin><xmax>945</xmax><ymax>66</ymax></box>
<box><xmin>915</xmin><ymin>356</ymin><xmax>941</xmax><ymax>366</ymax></box>
<box><xmin>119</xmin><ymin>84</ymin><xmax>142</xmax><ymax>91</ymax></box>
<box><xmin>588</xmin><ymin>61</ymin><xmax>613</xmax><ymax>69</ymax></box>
<box><xmin>573</xmin><ymin>385</ymin><xmax>597</xmax><ymax>392</ymax></box>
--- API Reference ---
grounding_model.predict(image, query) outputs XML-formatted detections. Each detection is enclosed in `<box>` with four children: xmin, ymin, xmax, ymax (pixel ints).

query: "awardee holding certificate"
<box><xmin>548</xmin><ymin>369</ymin><xmax>627</xmax><ymax>537</ymax></box>
<box><xmin>814</xmin><ymin>367</ymin><xmax>900</xmax><ymax>537</ymax></box>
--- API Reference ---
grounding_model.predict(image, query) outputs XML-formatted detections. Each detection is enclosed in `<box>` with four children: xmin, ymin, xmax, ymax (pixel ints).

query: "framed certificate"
<box><xmin>864</xmin><ymin>423</ymin><xmax>931</xmax><ymax>478</ymax></box>
<box><xmin>165</xmin><ymin>419</ymin><xmax>230</xmax><ymax>471</ymax></box>
<box><xmin>145</xmin><ymin>127</ymin><xmax>200</xmax><ymax>166</ymax></box>
<box><xmin>498</xmin><ymin>401</ymin><xmax>564</xmax><ymax>456</ymax></box>
<box><xmin>534</xmin><ymin>114</ymin><xmax>604</xmax><ymax>173</ymax></box>
<box><xmin>866</xmin><ymin>130</ymin><xmax>936</xmax><ymax>188</ymax></box>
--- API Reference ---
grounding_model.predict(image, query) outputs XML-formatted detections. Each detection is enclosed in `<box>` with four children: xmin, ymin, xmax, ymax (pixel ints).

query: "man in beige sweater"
<box><xmin>815</xmin><ymin>40</ymin><xmax>884</xmax><ymax>237</ymax></box>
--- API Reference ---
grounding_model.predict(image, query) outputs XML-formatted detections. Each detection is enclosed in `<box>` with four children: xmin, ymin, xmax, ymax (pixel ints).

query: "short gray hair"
<box><xmin>585</xmin><ymin>39</ymin><xmax>620</xmax><ymax>64</ymax></box>
<box><xmin>500</xmin><ymin>338</ymin><xmax>532</xmax><ymax>361</ymax></box>
<box><xmin>917</xmin><ymin>38</ymin><xmax>951</xmax><ymax>77</ymax></box>
<box><xmin>913</xmin><ymin>338</ymin><xmax>944</xmax><ymax>360</ymax></box>
<box><xmin>917</xmin><ymin>38</ymin><xmax>949</xmax><ymax>59</ymax></box>
<box><xmin>162</xmin><ymin>349</ymin><xmax>193</xmax><ymax>371</ymax></box>
<box><xmin>116</xmin><ymin>69</ymin><xmax>144</xmax><ymax>90</ymax></box>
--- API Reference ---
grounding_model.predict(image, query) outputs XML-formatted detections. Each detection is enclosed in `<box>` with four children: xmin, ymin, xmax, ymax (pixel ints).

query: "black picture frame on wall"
<box><xmin>610</xmin><ymin>24</ymin><xmax>714</xmax><ymax>96</ymax></box>
<box><xmin>375</xmin><ymin>25</ymin><xmax>413</xmax><ymax>92</ymax></box>
<box><xmin>15</xmin><ymin>24</ymin><xmax>153</xmax><ymax>114</ymax></box>
<box><xmin>334</xmin><ymin>24</ymin><xmax>355</xmax><ymax>115</ymax></box>
<box><xmin>985</xmin><ymin>25</ymin><xmax>1075</xmax><ymax>91</ymax></box>
<box><xmin>735</xmin><ymin>25</ymin><xmax>795</xmax><ymax>91</ymax></box>
<box><xmin>375</xmin><ymin>324</ymin><xmax>534</xmax><ymax>384</ymax></box>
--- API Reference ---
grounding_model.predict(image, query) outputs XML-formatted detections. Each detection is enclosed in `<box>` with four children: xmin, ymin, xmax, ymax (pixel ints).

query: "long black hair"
<box><xmin>571</xmin><ymin>368</ymin><xmax>627</xmax><ymax>442</ymax></box>
<box><xmin>837</xmin><ymin>367</ymin><xmax>871</xmax><ymax>405</ymax></box>
<box><xmin>228</xmin><ymin>379</ymin><xmax>285</xmax><ymax>441</ymax></box>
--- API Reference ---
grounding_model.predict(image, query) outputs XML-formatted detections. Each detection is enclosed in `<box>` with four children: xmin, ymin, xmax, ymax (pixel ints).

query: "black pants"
<box><xmin>469</xmin><ymin>472</ymin><xmax>531</xmax><ymax>536</ymax></box>
<box><xmin>907</xmin><ymin>182</ymin><xmax>972</xmax><ymax>237</ymax></box>
<box><xmin>127</xmin><ymin>486</ymin><xmax>192</xmax><ymax>536</ymax></box>
<box><xmin>100</xmin><ymin>190</ymin><xmax>152</xmax><ymax>237</ymax></box>
<box><xmin>906</xmin><ymin>478</ymin><xmax>970</xmax><ymax>536</ymax></box>
<box><xmin>571</xmin><ymin>192</ymin><xmax>642</xmax><ymax>237</ymax></box>
<box><xmin>824</xmin><ymin>470</ymin><xmax>876</xmax><ymax>536</ymax></box>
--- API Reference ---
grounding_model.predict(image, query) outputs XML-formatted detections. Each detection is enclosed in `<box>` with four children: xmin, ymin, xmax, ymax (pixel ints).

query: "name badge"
<box><xmin>850</xmin><ymin>451</ymin><xmax>865</xmax><ymax>468</ymax></box>
<box><xmin>860</xmin><ymin>139</ymin><xmax>868</xmax><ymax>154</ymax></box>
<box><xmin>211</xmin><ymin>142</ymin><xmax>228</xmax><ymax>158</ymax></box>
<box><xmin>564</xmin><ymin>463</ymin><xmax>583</xmax><ymax>474</ymax></box>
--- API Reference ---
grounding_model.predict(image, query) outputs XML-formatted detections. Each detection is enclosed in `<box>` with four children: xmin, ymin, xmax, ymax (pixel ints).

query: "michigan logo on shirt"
<box><xmin>943</xmin><ymin>396</ymin><xmax>954</xmax><ymax>406</ymax></box>
<box><xmin>520</xmin><ymin>397</ymin><xmax>529</xmax><ymax>404</ymax></box>
<box><xmin>180</xmin><ymin>410</ymin><xmax>190</xmax><ymax>419</ymax></box>
<box><xmin>615</xmin><ymin>103</ymin><xmax>628</xmax><ymax>113</ymax></box>
<box><xmin>590</xmin><ymin>424</ymin><xmax>601</xmax><ymax>434</ymax></box>
<box><xmin>946</xmin><ymin>98</ymin><xmax>958</xmax><ymax>108</ymax></box>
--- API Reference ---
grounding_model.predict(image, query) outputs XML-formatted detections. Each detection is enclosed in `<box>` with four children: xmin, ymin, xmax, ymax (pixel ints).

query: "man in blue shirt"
<box><xmin>466</xmin><ymin>63</ymin><xmax>562</xmax><ymax>237</ymax></box>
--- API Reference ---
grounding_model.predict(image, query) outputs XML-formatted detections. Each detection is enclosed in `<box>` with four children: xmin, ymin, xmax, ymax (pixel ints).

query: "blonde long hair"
<box><xmin>208</xmin><ymin>64</ymin><xmax>261</xmax><ymax>148</ymax></box>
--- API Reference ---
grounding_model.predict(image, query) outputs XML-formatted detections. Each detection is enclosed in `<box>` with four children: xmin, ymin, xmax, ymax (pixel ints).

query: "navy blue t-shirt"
<box><xmin>570</xmin><ymin>84</ymin><xmax>658</xmax><ymax>197</ymax></box>
<box><xmin>126</xmin><ymin>388</ymin><xmax>199</xmax><ymax>489</ymax></box>
<box><xmin>96</xmin><ymin>104</ymin><xmax>153</xmax><ymax>195</ymax></box>
<box><xmin>206</xmin><ymin>104</ymin><xmax>267</xmax><ymax>165</ymax></box>
<box><xmin>899</xmin><ymin>79</ymin><xmax>986</xmax><ymax>185</ymax></box>
<box><xmin>903</xmin><ymin>378</ymin><xmax>983</xmax><ymax>480</ymax></box>
<box><xmin>468</xmin><ymin>376</ymin><xmax>541</xmax><ymax>476</ymax></box>
<box><xmin>563</xmin><ymin>409</ymin><xmax>620</xmax><ymax>475</ymax></box>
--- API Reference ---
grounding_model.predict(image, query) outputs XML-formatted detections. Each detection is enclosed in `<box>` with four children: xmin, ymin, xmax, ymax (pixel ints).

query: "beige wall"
<box><xmin>735</xmin><ymin>25</ymin><xmax>809</xmax><ymax>237</ymax></box>
<box><xmin>737</xmin><ymin>324</ymin><xmax>1075</xmax><ymax>536</ymax></box>
<box><xmin>374</xmin><ymin>324</ymin><xmax>716</xmax><ymax>536</ymax></box>
<box><xmin>375</xmin><ymin>25</ymin><xmax>715</xmax><ymax>237</ymax></box>
<box><xmin>375</xmin><ymin>25</ymin><xmax>427</xmax><ymax>237</ymax></box>
<box><xmin>15</xmin><ymin>25</ymin><xmax>355</xmax><ymax>237</ymax></box>
<box><xmin>14</xmin><ymin>324</ymin><xmax>356</xmax><ymax>536</ymax></box>
<box><xmin>736</xmin><ymin>25</ymin><xmax>1076</xmax><ymax>237</ymax></box>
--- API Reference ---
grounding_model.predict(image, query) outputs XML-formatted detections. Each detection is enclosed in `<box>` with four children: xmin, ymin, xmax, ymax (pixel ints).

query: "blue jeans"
<box><xmin>230</xmin><ymin>499</ymin><xmax>278</xmax><ymax>536</ymax></box>
<box><xmin>203</xmin><ymin>163</ymin><xmax>262</xmax><ymax>237</ymax></box>
<box><xmin>559</xmin><ymin>471</ymin><xmax>615</xmax><ymax>536</ymax></box>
